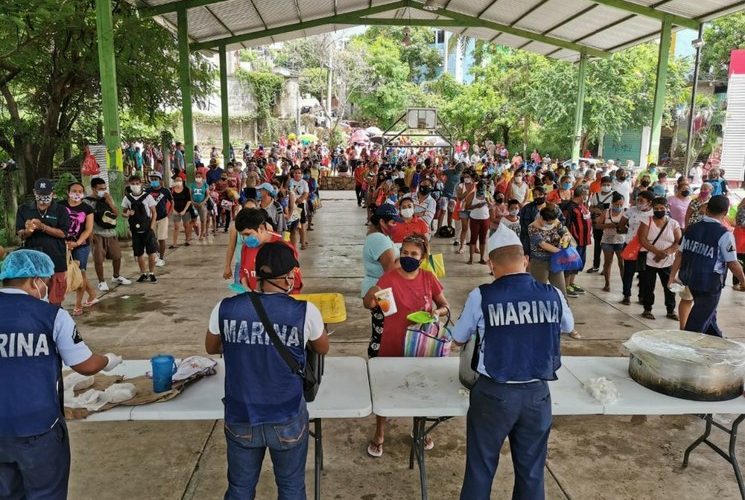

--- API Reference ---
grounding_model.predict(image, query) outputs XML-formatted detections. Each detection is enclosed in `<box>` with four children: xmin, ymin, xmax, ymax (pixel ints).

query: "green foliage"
<box><xmin>362</xmin><ymin>27</ymin><xmax>442</xmax><ymax>81</ymax></box>
<box><xmin>299</xmin><ymin>67</ymin><xmax>328</xmax><ymax>102</ymax></box>
<box><xmin>54</xmin><ymin>173</ymin><xmax>79</xmax><ymax>202</ymax></box>
<box><xmin>701</xmin><ymin>13</ymin><xmax>745</xmax><ymax>82</ymax></box>
<box><xmin>0</xmin><ymin>0</ymin><xmax>213</xmax><ymax>192</ymax></box>
<box><xmin>235</xmin><ymin>69</ymin><xmax>284</xmax><ymax>139</ymax></box>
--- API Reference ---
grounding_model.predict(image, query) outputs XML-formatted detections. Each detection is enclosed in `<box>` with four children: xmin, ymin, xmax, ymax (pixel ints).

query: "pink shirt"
<box><xmin>667</xmin><ymin>195</ymin><xmax>690</xmax><ymax>229</ymax></box>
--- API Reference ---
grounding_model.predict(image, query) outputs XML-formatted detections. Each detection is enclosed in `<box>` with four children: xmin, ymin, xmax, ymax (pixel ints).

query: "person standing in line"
<box><xmin>169</xmin><ymin>177</ymin><xmax>193</xmax><ymax>248</ymax></box>
<box><xmin>62</xmin><ymin>182</ymin><xmax>97</xmax><ymax>315</ymax></box>
<box><xmin>563</xmin><ymin>185</ymin><xmax>592</xmax><ymax>296</ymax></box>
<box><xmin>190</xmin><ymin>173</ymin><xmax>210</xmax><ymax>240</ymax></box>
<box><xmin>586</xmin><ymin>177</ymin><xmax>615</xmax><ymax>273</ymax></box>
<box><xmin>617</xmin><ymin>191</ymin><xmax>654</xmax><ymax>304</ymax></box>
<box><xmin>206</xmin><ymin>243</ymin><xmax>329</xmax><ymax>500</ymax></box>
<box><xmin>667</xmin><ymin>181</ymin><xmax>691</xmax><ymax>230</ymax></box>
<box><xmin>146</xmin><ymin>171</ymin><xmax>172</xmax><ymax>267</ymax></box>
<box><xmin>84</xmin><ymin>178</ymin><xmax>132</xmax><ymax>291</ymax></box>
<box><xmin>15</xmin><ymin>179</ymin><xmax>71</xmax><ymax>306</ymax></box>
<box><xmin>452</xmin><ymin>225</ymin><xmax>574</xmax><ymax>500</ymax></box>
<box><xmin>122</xmin><ymin>175</ymin><xmax>159</xmax><ymax>284</ymax></box>
<box><xmin>0</xmin><ymin>250</ymin><xmax>122</xmax><ymax>500</ymax></box>
<box><xmin>670</xmin><ymin>195</ymin><xmax>745</xmax><ymax>337</ymax></box>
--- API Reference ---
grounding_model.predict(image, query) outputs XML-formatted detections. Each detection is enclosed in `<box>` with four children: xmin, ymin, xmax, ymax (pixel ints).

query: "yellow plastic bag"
<box><xmin>66</xmin><ymin>250</ymin><xmax>84</xmax><ymax>293</ymax></box>
<box><xmin>421</xmin><ymin>253</ymin><xmax>445</xmax><ymax>279</ymax></box>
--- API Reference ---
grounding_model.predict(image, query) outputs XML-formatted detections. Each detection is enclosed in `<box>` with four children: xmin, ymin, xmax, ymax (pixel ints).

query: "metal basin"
<box><xmin>625</xmin><ymin>330</ymin><xmax>745</xmax><ymax>402</ymax></box>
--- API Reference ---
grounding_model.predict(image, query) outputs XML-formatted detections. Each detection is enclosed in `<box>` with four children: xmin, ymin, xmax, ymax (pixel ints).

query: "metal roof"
<box><xmin>136</xmin><ymin>0</ymin><xmax>745</xmax><ymax>60</ymax></box>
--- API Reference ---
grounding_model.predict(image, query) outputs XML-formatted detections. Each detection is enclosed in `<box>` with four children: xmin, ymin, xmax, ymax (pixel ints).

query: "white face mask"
<box><xmin>400</xmin><ymin>208</ymin><xmax>415</xmax><ymax>219</ymax></box>
<box><xmin>69</xmin><ymin>193</ymin><xmax>83</xmax><ymax>202</ymax></box>
<box><xmin>601</xmin><ymin>185</ymin><xmax>612</xmax><ymax>193</ymax></box>
<box><xmin>130</xmin><ymin>185</ymin><xmax>142</xmax><ymax>195</ymax></box>
<box><xmin>34</xmin><ymin>279</ymin><xmax>49</xmax><ymax>303</ymax></box>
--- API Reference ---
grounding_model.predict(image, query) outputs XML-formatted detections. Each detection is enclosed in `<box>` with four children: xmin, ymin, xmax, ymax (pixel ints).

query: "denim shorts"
<box><xmin>601</xmin><ymin>243</ymin><xmax>624</xmax><ymax>253</ymax></box>
<box><xmin>72</xmin><ymin>244</ymin><xmax>91</xmax><ymax>271</ymax></box>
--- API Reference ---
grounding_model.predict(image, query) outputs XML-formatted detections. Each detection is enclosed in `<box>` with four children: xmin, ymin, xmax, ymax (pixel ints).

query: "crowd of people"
<box><xmin>3</xmin><ymin>133</ymin><xmax>745</xmax><ymax>500</ymax></box>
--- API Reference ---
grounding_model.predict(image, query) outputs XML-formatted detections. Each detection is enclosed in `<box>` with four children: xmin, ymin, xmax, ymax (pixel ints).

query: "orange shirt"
<box><xmin>589</xmin><ymin>180</ymin><xmax>601</xmax><ymax>194</ymax></box>
<box><xmin>389</xmin><ymin>217</ymin><xmax>430</xmax><ymax>244</ymax></box>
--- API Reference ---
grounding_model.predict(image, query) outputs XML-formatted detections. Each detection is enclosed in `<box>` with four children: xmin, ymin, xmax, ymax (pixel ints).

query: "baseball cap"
<box><xmin>255</xmin><ymin>242</ymin><xmax>299</xmax><ymax>279</ymax></box>
<box><xmin>33</xmin><ymin>178</ymin><xmax>54</xmax><ymax>195</ymax></box>
<box><xmin>257</xmin><ymin>182</ymin><xmax>277</xmax><ymax>197</ymax></box>
<box><xmin>148</xmin><ymin>171</ymin><xmax>163</xmax><ymax>179</ymax></box>
<box><xmin>374</xmin><ymin>204</ymin><xmax>403</xmax><ymax>222</ymax></box>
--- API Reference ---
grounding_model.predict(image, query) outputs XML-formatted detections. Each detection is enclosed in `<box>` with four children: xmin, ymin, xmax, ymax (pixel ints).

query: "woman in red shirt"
<box><xmin>389</xmin><ymin>197</ymin><xmax>430</xmax><ymax>243</ymax></box>
<box><xmin>363</xmin><ymin>234</ymin><xmax>450</xmax><ymax>457</ymax></box>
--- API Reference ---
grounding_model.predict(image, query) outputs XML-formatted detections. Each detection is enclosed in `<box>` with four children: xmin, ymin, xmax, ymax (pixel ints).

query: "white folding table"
<box><xmin>78</xmin><ymin>356</ymin><xmax>372</xmax><ymax>500</ymax></box>
<box><xmin>367</xmin><ymin>357</ymin><xmax>603</xmax><ymax>500</ymax></box>
<box><xmin>563</xmin><ymin>356</ymin><xmax>745</xmax><ymax>499</ymax></box>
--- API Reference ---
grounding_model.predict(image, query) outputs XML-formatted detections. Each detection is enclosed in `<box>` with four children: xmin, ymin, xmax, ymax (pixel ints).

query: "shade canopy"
<box><xmin>135</xmin><ymin>0</ymin><xmax>744</xmax><ymax>60</ymax></box>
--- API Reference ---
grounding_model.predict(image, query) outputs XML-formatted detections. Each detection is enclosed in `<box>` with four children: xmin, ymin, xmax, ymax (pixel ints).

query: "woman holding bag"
<box><xmin>363</xmin><ymin>233</ymin><xmax>449</xmax><ymax>458</ymax></box>
<box><xmin>63</xmin><ymin>182</ymin><xmax>97</xmax><ymax>315</ymax></box>
<box><xmin>637</xmin><ymin>197</ymin><xmax>681</xmax><ymax>320</ymax></box>
<box><xmin>596</xmin><ymin>193</ymin><xmax>627</xmax><ymax>294</ymax></box>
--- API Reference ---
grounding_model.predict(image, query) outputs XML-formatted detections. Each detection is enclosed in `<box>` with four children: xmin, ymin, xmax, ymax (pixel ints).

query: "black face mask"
<box><xmin>653</xmin><ymin>210</ymin><xmax>667</xmax><ymax>219</ymax></box>
<box><xmin>534</xmin><ymin>197</ymin><xmax>545</xmax><ymax>205</ymax></box>
<box><xmin>419</xmin><ymin>186</ymin><xmax>431</xmax><ymax>195</ymax></box>
<box><xmin>641</xmin><ymin>181</ymin><xmax>650</xmax><ymax>187</ymax></box>
<box><xmin>681</xmin><ymin>190</ymin><xmax>690</xmax><ymax>197</ymax></box>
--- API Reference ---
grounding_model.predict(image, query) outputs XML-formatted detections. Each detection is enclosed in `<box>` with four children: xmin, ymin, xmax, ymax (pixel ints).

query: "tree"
<box><xmin>0</xmin><ymin>0</ymin><xmax>213</xmax><ymax>193</ymax></box>
<box><xmin>362</xmin><ymin>26</ymin><xmax>442</xmax><ymax>82</ymax></box>
<box><xmin>701</xmin><ymin>13</ymin><xmax>745</xmax><ymax>83</ymax></box>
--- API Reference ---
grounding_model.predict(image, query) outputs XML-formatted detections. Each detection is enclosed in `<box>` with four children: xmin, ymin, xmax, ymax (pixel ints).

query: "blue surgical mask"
<box><xmin>562</xmin><ymin>182</ymin><xmax>572</xmax><ymax>190</ymax></box>
<box><xmin>150</xmin><ymin>180</ymin><xmax>160</xmax><ymax>188</ymax></box>
<box><xmin>242</xmin><ymin>234</ymin><xmax>261</xmax><ymax>248</ymax></box>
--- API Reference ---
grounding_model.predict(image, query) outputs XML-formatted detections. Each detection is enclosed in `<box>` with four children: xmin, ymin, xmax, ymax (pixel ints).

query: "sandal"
<box><xmin>479</xmin><ymin>260</ymin><xmax>488</xmax><ymax>265</ymax></box>
<box><xmin>168</xmin><ymin>245</ymin><xmax>177</xmax><ymax>249</ymax></box>
<box><xmin>367</xmin><ymin>440</ymin><xmax>383</xmax><ymax>458</ymax></box>
<box><xmin>423</xmin><ymin>435</ymin><xmax>435</xmax><ymax>451</ymax></box>
<box><xmin>72</xmin><ymin>307</ymin><xmax>84</xmax><ymax>317</ymax></box>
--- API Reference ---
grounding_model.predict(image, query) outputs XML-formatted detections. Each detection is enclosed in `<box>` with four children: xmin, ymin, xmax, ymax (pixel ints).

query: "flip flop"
<box><xmin>72</xmin><ymin>308</ymin><xmax>84</xmax><ymax>317</ymax></box>
<box><xmin>367</xmin><ymin>440</ymin><xmax>383</xmax><ymax>458</ymax></box>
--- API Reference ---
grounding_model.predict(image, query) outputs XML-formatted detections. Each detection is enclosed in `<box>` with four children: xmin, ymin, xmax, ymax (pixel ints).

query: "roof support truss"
<box><xmin>187</xmin><ymin>0</ymin><xmax>608</xmax><ymax>57</ymax></box>
<box><xmin>585</xmin><ymin>0</ymin><xmax>700</xmax><ymax>29</ymax></box>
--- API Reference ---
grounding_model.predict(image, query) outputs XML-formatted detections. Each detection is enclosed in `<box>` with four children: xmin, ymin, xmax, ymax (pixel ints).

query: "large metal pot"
<box><xmin>624</xmin><ymin>330</ymin><xmax>745</xmax><ymax>401</ymax></box>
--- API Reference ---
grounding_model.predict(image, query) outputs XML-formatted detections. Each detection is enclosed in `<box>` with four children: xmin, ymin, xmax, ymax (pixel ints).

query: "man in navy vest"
<box><xmin>452</xmin><ymin>225</ymin><xmax>574</xmax><ymax>500</ymax></box>
<box><xmin>670</xmin><ymin>195</ymin><xmax>745</xmax><ymax>337</ymax></box>
<box><xmin>206</xmin><ymin>242</ymin><xmax>329</xmax><ymax>499</ymax></box>
<box><xmin>0</xmin><ymin>249</ymin><xmax>122</xmax><ymax>499</ymax></box>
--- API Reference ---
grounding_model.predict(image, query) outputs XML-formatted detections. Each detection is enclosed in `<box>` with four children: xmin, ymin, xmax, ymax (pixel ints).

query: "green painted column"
<box><xmin>177</xmin><ymin>7</ymin><xmax>195</xmax><ymax>181</ymax></box>
<box><xmin>648</xmin><ymin>15</ymin><xmax>672</xmax><ymax>165</ymax></box>
<box><xmin>219</xmin><ymin>45</ymin><xmax>231</xmax><ymax>163</ymax></box>
<box><xmin>571</xmin><ymin>51</ymin><xmax>588</xmax><ymax>166</ymax></box>
<box><xmin>94</xmin><ymin>0</ymin><xmax>126</xmax><ymax>237</ymax></box>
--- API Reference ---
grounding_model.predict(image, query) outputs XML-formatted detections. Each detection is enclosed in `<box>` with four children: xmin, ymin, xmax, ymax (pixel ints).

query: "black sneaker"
<box><xmin>586</xmin><ymin>267</ymin><xmax>599</xmax><ymax>273</ymax></box>
<box><xmin>136</xmin><ymin>274</ymin><xmax>148</xmax><ymax>283</ymax></box>
<box><xmin>148</xmin><ymin>273</ymin><xmax>158</xmax><ymax>283</ymax></box>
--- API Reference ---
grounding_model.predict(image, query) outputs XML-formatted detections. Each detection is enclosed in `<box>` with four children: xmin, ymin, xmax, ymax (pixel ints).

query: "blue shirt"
<box><xmin>701</xmin><ymin>216</ymin><xmax>737</xmax><ymax>274</ymax></box>
<box><xmin>361</xmin><ymin>232</ymin><xmax>399</xmax><ymax>297</ymax></box>
<box><xmin>451</xmin><ymin>277</ymin><xmax>574</xmax><ymax>378</ymax></box>
<box><xmin>190</xmin><ymin>183</ymin><xmax>209</xmax><ymax>203</ymax></box>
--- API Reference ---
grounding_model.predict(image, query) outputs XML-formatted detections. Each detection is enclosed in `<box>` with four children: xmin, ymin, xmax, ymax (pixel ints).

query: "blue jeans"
<box><xmin>460</xmin><ymin>378</ymin><xmax>551</xmax><ymax>500</ymax></box>
<box><xmin>0</xmin><ymin>421</ymin><xmax>70</xmax><ymax>500</ymax></box>
<box><xmin>685</xmin><ymin>288</ymin><xmax>723</xmax><ymax>337</ymax></box>
<box><xmin>224</xmin><ymin>407</ymin><xmax>309</xmax><ymax>500</ymax></box>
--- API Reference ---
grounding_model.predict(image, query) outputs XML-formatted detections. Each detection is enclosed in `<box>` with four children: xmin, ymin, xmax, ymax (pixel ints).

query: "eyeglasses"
<box><xmin>403</xmin><ymin>235</ymin><xmax>427</xmax><ymax>245</ymax></box>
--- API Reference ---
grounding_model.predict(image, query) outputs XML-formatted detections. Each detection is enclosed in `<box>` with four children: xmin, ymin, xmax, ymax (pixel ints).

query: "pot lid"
<box><xmin>624</xmin><ymin>330</ymin><xmax>745</xmax><ymax>367</ymax></box>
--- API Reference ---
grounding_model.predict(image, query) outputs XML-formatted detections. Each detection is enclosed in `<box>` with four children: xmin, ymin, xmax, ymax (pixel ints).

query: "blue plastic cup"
<box><xmin>151</xmin><ymin>354</ymin><xmax>177</xmax><ymax>393</ymax></box>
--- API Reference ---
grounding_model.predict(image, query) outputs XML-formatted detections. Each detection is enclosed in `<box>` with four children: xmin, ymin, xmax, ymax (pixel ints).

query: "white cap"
<box><xmin>487</xmin><ymin>224</ymin><xmax>523</xmax><ymax>254</ymax></box>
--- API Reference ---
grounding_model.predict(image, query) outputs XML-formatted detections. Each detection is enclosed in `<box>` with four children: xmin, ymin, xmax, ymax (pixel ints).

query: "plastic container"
<box><xmin>151</xmin><ymin>354</ymin><xmax>177</xmax><ymax>393</ymax></box>
<box><xmin>374</xmin><ymin>288</ymin><xmax>397</xmax><ymax>317</ymax></box>
<box><xmin>292</xmin><ymin>293</ymin><xmax>347</xmax><ymax>324</ymax></box>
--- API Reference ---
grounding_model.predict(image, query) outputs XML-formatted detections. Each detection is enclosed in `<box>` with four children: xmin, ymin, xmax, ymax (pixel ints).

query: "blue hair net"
<box><xmin>0</xmin><ymin>250</ymin><xmax>55</xmax><ymax>280</ymax></box>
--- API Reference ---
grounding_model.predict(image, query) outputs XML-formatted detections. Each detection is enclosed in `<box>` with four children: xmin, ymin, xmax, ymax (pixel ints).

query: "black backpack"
<box><xmin>87</xmin><ymin>197</ymin><xmax>117</xmax><ymax>230</ymax></box>
<box><xmin>437</xmin><ymin>225</ymin><xmax>455</xmax><ymax>238</ymax></box>
<box><xmin>126</xmin><ymin>194</ymin><xmax>151</xmax><ymax>233</ymax></box>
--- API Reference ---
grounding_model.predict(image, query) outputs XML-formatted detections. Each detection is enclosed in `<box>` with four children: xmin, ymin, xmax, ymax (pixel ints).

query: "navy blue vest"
<box><xmin>0</xmin><ymin>292</ymin><xmax>63</xmax><ymax>437</ymax></box>
<box><xmin>218</xmin><ymin>293</ymin><xmax>307</xmax><ymax>425</ymax></box>
<box><xmin>478</xmin><ymin>274</ymin><xmax>562</xmax><ymax>382</ymax></box>
<box><xmin>680</xmin><ymin>220</ymin><xmax>727</xmax><ymax>293</ymax></box>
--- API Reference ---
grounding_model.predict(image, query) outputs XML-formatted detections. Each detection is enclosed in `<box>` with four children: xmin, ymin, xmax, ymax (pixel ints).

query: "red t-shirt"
<box><xmin>375</xmin><ymin>268</ymin><xmax>443</xmax><ymax>357</ymax></box>
<box><xmin>389</xmin><ymin>217</ymin><xmax>430</xmax><ymax>244</ymax></box>
<box><xmin>239</xmin><ymin>234</ymin><xmax>303</xmax><ymax>293</ymax></box>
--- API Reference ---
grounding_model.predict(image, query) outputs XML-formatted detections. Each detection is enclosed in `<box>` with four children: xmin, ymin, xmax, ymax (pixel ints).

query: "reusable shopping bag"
<box><xmin>620</xmin><ymin>236</ymin><xmax>642</xmax><ymax>261</ymax></box>
<box><xmin>403</xmin><ymin>310</ymin><xmax>452</xmax><ymax>358</ymax></box>
<box><xmin>66</xmin><ymin>250</ymin><xmax>84</xmax><ymax>293</ymax></box>
<box><xmin>420</xmin><ymin>253</ymin><xmax>446</xmax><ymax>279</ymax></box>
<box><xmin>549</xmin><ymin>246</ymin><xmax>584</xmax><ymax>273</ymax></box>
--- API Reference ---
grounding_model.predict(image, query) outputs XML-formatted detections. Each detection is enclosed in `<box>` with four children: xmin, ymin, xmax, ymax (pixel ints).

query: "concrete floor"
<box><xmin>66</xmin><ymin>191</ymin><xmax>745</xmax><ymax>500</ymax></box>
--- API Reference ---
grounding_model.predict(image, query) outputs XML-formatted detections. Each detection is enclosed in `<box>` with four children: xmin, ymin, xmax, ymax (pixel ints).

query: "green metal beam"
<box><xmin>648</xmin><ymin>15</ymin><xmax>672</xmax><ymax>165</ymax></box>
<box><xmin>585</xmin><ymin>0</ymin><xmax>699</xmax><ymax>29</ymax></box>
<box><xmin>219</xmin><ymin>45</ymin><xmax>230</xmax><ymax>164</ymax></box>
<box><xmin>571</xmin><ymin>51</ymin><xmax>588</xmax><ymax>165</ymax></box>
<box><xmin>190</xmin><ymin>1</ymin><xmax>410</xmax><ymax>50</ymax></box>
<box><xmin>95</xmin><ymin>0</ymin><xmax>126</xmax><ymax>237</ymax></box>
<box><xmin>357</xmin><ymin>18</ymin><xmax>463</xmax><ymax>27</ymax></box>
<box><xmin>140</xmin><ymin>0</ymin><xmax>228</xmax><ymax>18</ymax></box>
<box><xmin>411</xmin><ymin>4</ymin><xmax>609</xmax><ymax>58</ymax></box>
<box><xmin>177</xmin><ymin>8</ymin><xmax>195</xmax><ymax>181</ymax></box>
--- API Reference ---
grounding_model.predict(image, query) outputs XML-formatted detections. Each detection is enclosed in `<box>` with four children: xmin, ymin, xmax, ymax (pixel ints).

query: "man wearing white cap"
<box><xmin>452</xmin><ymin>225</ymin><xmax>574</xmax><ymax>500</ymax></box>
